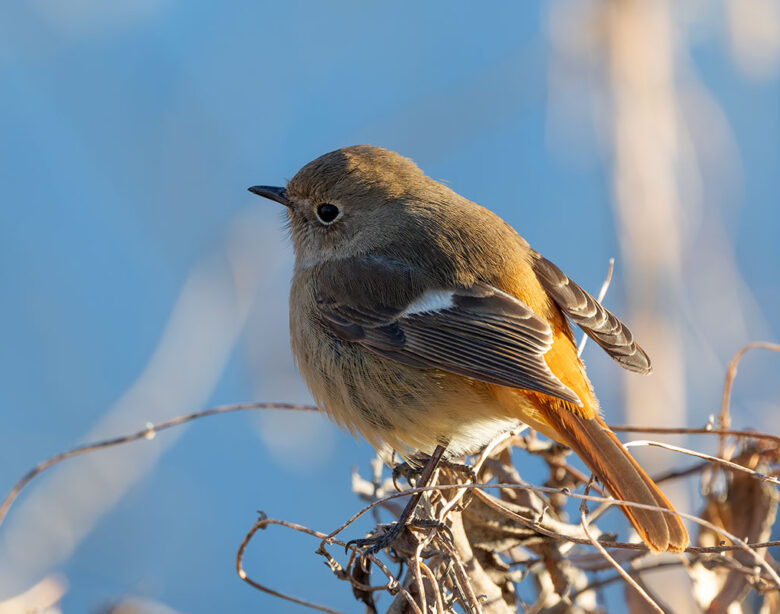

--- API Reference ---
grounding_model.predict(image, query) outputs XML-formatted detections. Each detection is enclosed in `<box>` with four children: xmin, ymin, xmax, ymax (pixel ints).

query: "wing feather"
<box><xmin>533</xmin><ymin>255</ymin><xmax>652</xmax><ymax>374</ymax></box>
<box><xmin>317</xmin><ymin>276</ymin><xmax>582</xmax><ymax>405</ymax></box>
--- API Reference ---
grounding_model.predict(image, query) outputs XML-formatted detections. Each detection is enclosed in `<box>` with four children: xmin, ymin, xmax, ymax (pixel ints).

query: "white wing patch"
<box><xmin>402</xmin><ymin>290</ymin><xmax>454</xmax><ymax>316</ymax></box>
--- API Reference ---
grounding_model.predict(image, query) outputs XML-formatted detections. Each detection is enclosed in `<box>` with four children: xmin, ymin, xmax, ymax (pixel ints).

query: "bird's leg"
<box><xmin>347</xmin><ymin>444</ymin><xmax>447</xmax><ymax>560</ymax></box>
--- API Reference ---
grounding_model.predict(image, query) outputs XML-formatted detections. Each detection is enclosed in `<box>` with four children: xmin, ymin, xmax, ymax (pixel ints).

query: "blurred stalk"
<box><xmin>603</xmin><ymin>0</ymin><xmax>687</xmax><ymax>459</ymax></box>
<box><xmin>602</xmin><ymin>0</ymin><xmax>692</xmax><ymax>610</ymax></box>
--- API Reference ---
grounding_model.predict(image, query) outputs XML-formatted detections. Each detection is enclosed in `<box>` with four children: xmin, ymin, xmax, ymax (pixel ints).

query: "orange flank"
<box><xmin>505</xmin><ymin>324</ymin><xmax>689</xmax><ymax>552</ymax></box>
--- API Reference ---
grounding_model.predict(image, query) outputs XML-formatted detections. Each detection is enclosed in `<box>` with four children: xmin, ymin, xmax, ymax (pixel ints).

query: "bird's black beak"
<box><xmin>248</xmin><ymin>185</ymin><xmax>290</xmax><ymax>207</ymax></box>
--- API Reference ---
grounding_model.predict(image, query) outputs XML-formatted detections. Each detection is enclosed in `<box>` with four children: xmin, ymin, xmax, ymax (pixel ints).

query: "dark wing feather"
<box><xmin>532</xmin><ymin>255</ymin><xmax>652</xmax><ymax>374</ymax></box>
<box><xmin>317</xmin><ymin>278</ymin><xmax>582</xmax><ymax>405</ymax></box>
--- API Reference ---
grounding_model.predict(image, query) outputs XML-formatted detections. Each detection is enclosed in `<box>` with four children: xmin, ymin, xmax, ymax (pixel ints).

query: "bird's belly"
<box><xmin>291</xmin><ymin>322</ymin><xmax>518</xmax><ymax>457</ymax></box>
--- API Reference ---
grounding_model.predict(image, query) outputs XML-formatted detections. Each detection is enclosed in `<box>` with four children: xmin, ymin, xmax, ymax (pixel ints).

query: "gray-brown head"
<box><xmin>249</xmin><ymin>145</ymin><xmax>464</xmax><ymax>269</ymax></box>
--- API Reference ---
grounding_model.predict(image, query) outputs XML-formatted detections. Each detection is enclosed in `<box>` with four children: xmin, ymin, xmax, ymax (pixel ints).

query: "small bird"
<box><xmin>249</xmin><ymin>145</ymin><xmax>688</xmax><ymax>553</ymax></box>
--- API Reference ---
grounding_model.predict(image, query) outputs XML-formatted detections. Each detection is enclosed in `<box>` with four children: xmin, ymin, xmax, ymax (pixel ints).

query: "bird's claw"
<box><xmin>391</xmin><ymin>463</ymin><xmax>410</xmax><ymax>492</ymax></box>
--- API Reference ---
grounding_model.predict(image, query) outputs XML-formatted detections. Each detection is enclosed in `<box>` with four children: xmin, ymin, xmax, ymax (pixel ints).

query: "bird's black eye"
<box><xmin>316</xmin><ymin>203</ymin><xmax>340</xmax><ymax>224</ymax></box>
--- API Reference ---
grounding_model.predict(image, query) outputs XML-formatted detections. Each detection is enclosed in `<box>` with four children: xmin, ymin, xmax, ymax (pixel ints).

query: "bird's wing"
<box><xmin>532</xmin><ymin>254</ymin><xmax>652</xmax><ymax>374</ymax></box>
<box><xmin>314</xmin><ymin>257</ymin><xmax>581</xmax><ymax>405</ymax></box>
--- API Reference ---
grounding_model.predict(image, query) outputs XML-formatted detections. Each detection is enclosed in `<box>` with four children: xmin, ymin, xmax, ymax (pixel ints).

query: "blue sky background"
<box><xmin>1</xmin><ymin>2</ymin><xmax>778</xmax><ymax>612</ymax></box>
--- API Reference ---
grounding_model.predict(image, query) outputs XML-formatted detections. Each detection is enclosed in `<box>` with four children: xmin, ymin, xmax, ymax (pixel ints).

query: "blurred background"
<box><xmin>1</xmin><ymin>1</ymin><xmax>778</xmax><ymax>612</ymax></box>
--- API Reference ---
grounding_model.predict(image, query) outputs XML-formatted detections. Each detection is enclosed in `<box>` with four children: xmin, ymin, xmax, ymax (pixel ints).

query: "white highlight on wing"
<box><xmin>402</xmin><ymin>289</ymin><xmax>454</xmax><ymax>315</ymax></box>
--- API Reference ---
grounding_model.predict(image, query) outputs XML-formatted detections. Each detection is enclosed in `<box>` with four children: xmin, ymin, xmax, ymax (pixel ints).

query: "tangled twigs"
<box><xmin>237</xmin><ymin>512</ymin><xmax>429</xmax><ymax>614</ymax></box>
<box><xmin>235</xmin><ymin>484</ymin><xmax>780</xmax><ymax>612</ymax></box>
<box><xmin>311</xmin><ymin>471</ymin><xmax>778</xmax><ymax>609</ymax></box>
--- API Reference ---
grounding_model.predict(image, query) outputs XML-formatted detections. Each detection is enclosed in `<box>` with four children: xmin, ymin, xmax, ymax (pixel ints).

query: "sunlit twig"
<box><xmin>579</xmin><ymin>476</ymin><xmax>664</xmax><ymax>614</ymax></box>
<box><xmin>718</xmin><ymin>342</ymin><xmax>780</xmax><ymax>459</ymax></box>
<box><xmin>0</xmin><ymin>402</ymin><xmax>319</xmax><ymax>528</ymax></box>
<box><xmin>578</xmin><ymin>258</ymin><xmax>615</xmax><ymax>357</ymax></box>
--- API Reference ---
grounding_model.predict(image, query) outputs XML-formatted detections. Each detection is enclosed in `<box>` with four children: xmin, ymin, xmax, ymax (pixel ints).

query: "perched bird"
<box><xmin>249</xmin><ymin>145</ymin><xmax>688</xmax><ymax>553</ymax></box>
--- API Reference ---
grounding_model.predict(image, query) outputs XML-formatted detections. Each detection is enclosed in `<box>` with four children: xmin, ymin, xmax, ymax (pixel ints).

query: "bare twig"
<box><xmin>718</xmin><ymin>342</ymin><xmax>780</xmax><ymax>459</ymax></box>
<box><xmin>578</xmin><ymin>258</ymin><xmax>615</xmax><ymax>357</ymax></box>
<box><xmin>236</xmin><ymin>514</ymin><xmax>344</xmax><ymax>614</ymax></box>
<box><xmin>609</xmin><ymin>425</ymin><xmax>780</xmax><ymax>445</ymax></box>
<box><xmin>419</xmin><ymin>561</ymin><xmax>445</xmax><ymax>614</ymax></box>
<box><xmin>578</xmin><ymin>477</ymin><xmax>664</xmax><ymax>614</ymax></box>
<box><xmin>624</xmin><ymin>440</ymin><xmax>780</xmax><ymax>487</ymax></box>
<box><xmin>0</xmin><ymin>402</ymin><xmax>319</xmax><ymax>528</ymax></box>
<box><xmin>570</xmin><ymin>560</ymin><xmax>684</xmax><ymax>599</ymax></box>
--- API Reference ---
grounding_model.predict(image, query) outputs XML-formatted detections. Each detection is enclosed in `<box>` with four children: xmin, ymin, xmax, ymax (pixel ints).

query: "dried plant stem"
<box><xmin>439</xmin><ymin>427</ymin><xmax>526</xmax><ymax>520</ymax></box>
<box><xmin>578</xmin><ymin>488</ymin><xmax>664</xmax><ymax>614</ymax></box>
<box><xmin>411</xmin><ymin>541</ymin><xmax>428</xmax><ymax>614</ymax></box>
<box><xmin>624</xmin><ymin>439</ymin><xmax>780</xmax><ymax>487</ymax></box>
<box><xmin>0</xmin><ymin>402</ymin><xmax>319</xmax><ymax>528</ymax></box>
<box><xmin>236</xmin><ymin>515</ymin><xmax>343</xmax><ymax>614</ymax></box>
<box><xmin>437</xmin><ymin>522</ymin><xmax>486</xmax><ymax>614</ymax></box>
<box><xmin>610</xmin><ymin>425</ymin><xmax>780</xmax><ymax>445</ymax></box>
<box><xmin>718</xmin><ymin>342</ymin><xmax>780</xmax><ymax>459</ymax></box>
<box><xmin>419</xmin><ymin>561</ymin><xmax>445</xmax><ymax>614</ymax></box>
<box><xmin>578</xmin><ymin>258</ymin><xmax>615</xmax><ymax>357</ymax></box>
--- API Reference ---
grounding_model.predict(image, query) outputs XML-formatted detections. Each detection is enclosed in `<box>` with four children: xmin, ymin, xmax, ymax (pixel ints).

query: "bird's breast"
<box><xmin>288</xmin><ymin>275</ymin><xmax>518</xmax><ymax>457</ymax></box>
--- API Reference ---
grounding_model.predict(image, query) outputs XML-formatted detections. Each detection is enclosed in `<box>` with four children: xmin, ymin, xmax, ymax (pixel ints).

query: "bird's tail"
<box><xmin>540</xmin><ymin>407</ymin><xmax>689</xmax><ymax>552</ymax></box>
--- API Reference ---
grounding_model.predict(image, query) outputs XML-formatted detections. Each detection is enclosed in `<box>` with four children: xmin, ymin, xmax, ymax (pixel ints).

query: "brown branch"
<box><xmin>578</xmin><ymin>477</ymin><xmax>663</xmax><ymax>614</ymax></box>
<box><xmin>236</xmin><ymin>514</ymin><xmax>344</xmax><ymax>614</ymax></box>
<box><xmin>609</xmin><ymin>425</ymin><xmax>780</xmax><ymax>445</ymax></box>
<box><xmin>0</xmin><ymin>402</ymin><xmax>319</xmax><ymax>528</ymax></box>
<box><xmin>623</xmin><ymin>440</ymin><xmax>780</xmax><ymax>487</ymax></box>
<box><xmin>718</xmin><ymin>342</ymin><xmax>780</xmax><ymax>459</ymax></box>
<box><xmin>570</xmin><ymin>560</ymin><xmax>685</xmax><ymax>599</ymax></box>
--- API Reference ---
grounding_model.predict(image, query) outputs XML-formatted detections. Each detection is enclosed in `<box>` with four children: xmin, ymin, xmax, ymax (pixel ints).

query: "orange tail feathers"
<box><xmin>540</xmin><ymin>407</ymin><xmax>689</xmax><ymax>552</ymax></box>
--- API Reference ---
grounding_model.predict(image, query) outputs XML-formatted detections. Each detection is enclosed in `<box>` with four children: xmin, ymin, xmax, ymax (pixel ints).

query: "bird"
<box><xmin>248</xmin><ymin>144</ymin><xmax>689</xmax><ymax>554</ymax></box>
